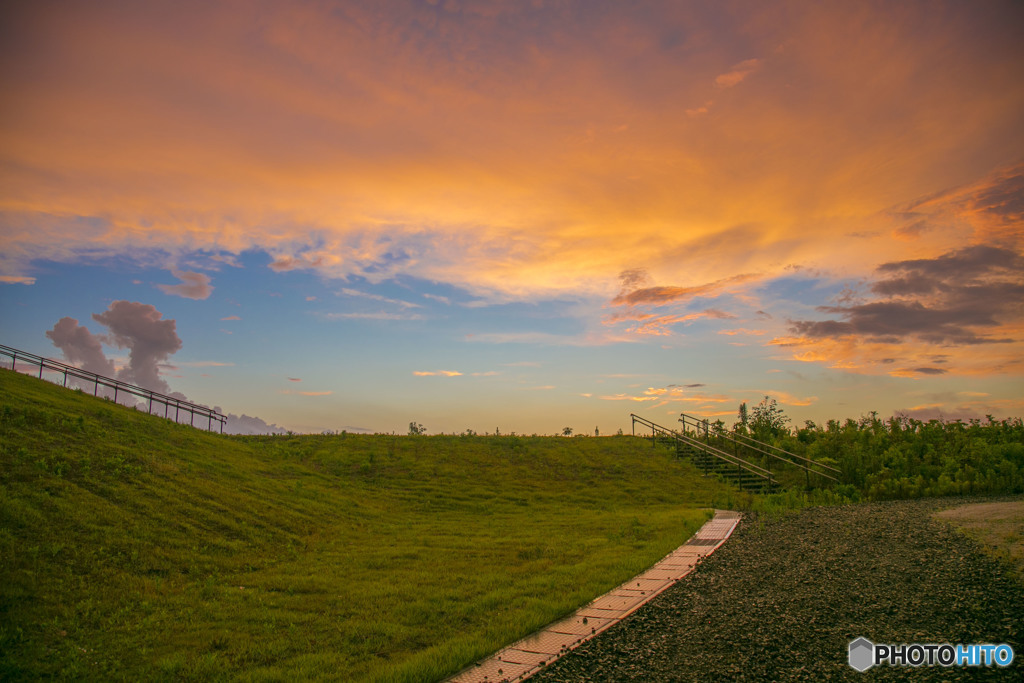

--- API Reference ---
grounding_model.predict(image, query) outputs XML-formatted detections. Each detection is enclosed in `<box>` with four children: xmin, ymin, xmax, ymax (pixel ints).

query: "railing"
<box><xmin>0</xmin><ymin>343</ymin><xmax>226</xmax><ymax>433</ymax></box>
<box><xmin>631</xmin><ymin>413</ymin><xmax>777</xmax><ymax>489</ymax></box>
<box><xmin>675</xmin><ymin>412</ymin><xmax>841</xmax><ymax>486</ymax></box>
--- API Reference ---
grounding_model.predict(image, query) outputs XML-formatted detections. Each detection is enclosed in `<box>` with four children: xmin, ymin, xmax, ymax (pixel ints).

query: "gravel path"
<box><xmin>531</xmin><ymin>498</ymin><xmax>1023</xmax><ymax>682</ymax></box>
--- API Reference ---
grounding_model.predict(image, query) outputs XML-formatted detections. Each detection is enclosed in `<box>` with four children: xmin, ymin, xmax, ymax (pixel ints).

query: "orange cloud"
<box><xmin>718</xmin><ymin>328</ymin><xmax>766</xmax><ymax>336</ymax></box>
<box><xmin>714</xmin><ymin>58</ymin><xmax>763</xmax><ymax>89</ymax></box>
<box><xmin>413</xmin><ymin>370</ymin><xmax>463</xmax><ymax>377</ymax></box>
<box><xmin>0</xmin><ymin>0</ymin><xmax>1021</xmax><ymax>330</ymax></box>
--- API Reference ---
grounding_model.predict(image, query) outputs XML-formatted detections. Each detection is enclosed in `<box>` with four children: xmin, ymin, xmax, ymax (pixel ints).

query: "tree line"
<box><xmin>716</xmin><ymin>397</ymin><xmax>1024</xmax><ymax>500</ymax></box>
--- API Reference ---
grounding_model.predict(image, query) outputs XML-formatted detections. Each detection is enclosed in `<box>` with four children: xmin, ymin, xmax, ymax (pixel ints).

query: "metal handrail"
<box><xmin>631</xmin><ymin>413</ymin><xmax>777</xmax><ymax>486</ymax></box>
<box><xmin>0</xmin><ymin>343</ymin><xmax>226</xmax><ymax>432</ymax></box>
<box><xmin>676</xmin><ymin>412</ymin><xmax>840</xmax><ymax>483</ymax></box>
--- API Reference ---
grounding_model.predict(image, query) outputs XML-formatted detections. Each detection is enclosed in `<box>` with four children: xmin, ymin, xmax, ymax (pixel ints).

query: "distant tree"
<box><xmin>749</xmin><ymin>395</ymin><xmax>790</xmax><ymax>439</ymax></box>
<box><xmin>562</xmin><ymin>427</ymin><xmax>573</xmax><ymax>437</ymax></box>
<box><xmin>616</xmin><ymin>428</ymin><xmax>624</xmax><ymax>436</ymax></box>
<box><xmin>734</xmin><ymin>401</ymin><xmax>749</xmax><ymax>433</ymax></box>
<box><xmin>408</xmin><ymin>421</ymin><xmax>426</xmax><ymax>435</ymax></box>
<box><xmin>594</xmin><ymin>426</ymin><xmax>600</xmax><ymax>437</ymax></box>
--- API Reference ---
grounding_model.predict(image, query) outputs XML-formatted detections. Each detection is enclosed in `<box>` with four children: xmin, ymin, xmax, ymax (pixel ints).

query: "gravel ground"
<box><xmin>531</xmin><ymin>498</ymin><xmax>1023</xmax><ymax>682</ymax></box>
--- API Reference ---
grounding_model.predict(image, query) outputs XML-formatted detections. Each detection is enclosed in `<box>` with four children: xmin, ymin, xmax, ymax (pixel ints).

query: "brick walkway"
<box><xmin>447</xmin><ymin>510</ymin><xmax>741</xmax><ymax>683</ymax></box>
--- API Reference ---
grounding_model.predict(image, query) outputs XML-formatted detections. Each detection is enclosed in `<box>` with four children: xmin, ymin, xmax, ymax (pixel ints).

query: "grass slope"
<box><xmin>0</xmin><ymin>369</ymin><xmax>734</xmax><ymax>681</ymax></box>
<box><xmin>534</xmin><ymin>498</ymin><xmax>1024</xmax><ymax>681</ymax></box>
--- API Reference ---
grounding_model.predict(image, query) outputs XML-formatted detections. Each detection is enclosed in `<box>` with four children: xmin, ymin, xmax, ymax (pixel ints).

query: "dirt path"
<box><xmin>531</xmin><ymin>498</ymin><xmax>1023</xmax><ymax>682</ymax></box>
<box><xmin>935</xmin><ymin>501</ymin><xmax>1024</xmax><ymax>583</ymax></box>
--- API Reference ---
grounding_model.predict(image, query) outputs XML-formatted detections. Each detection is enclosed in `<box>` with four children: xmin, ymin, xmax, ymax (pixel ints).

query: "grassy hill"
<box><xmin>0</xmin><ymin>369</ymin><xmax>734</xmax><ymax>681</ymax></box>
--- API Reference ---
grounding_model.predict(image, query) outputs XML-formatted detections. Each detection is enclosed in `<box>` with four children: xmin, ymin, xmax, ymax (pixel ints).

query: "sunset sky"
<box><xmin>2</xmin><ymin>0</ymin><xmax>1022</xmax><ymax>434</ymax></box>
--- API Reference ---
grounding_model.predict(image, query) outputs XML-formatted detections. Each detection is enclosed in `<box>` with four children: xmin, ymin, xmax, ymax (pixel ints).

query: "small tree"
<box><xmin>408</xmin><ymin>421</ymin><xmax>426</xmax><ymax>436</ymax></box>
<box><xmin>749</xmin><ymin>395</ymin><xmax>790</xmax><ymax>440</ymax></box>
<box><xmin>562</xmin><ymin>426</ymin><xmax>573</xmax><ymax>437</ymax></box>
<box><xmin>594</xmin><ymin>426</ymin><xmax>600</xmax><ymax>437</ymax></box>
<box><xmin>734</xmin><ymin>401</ymin><xmax>749</xmax><ymax>434</ymax></box>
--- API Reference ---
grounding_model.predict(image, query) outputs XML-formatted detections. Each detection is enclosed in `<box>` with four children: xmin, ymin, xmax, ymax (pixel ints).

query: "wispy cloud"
<box><xmin>282</xmin><ymin>389</ymin><xmax>333</xmax><ymax>396</ymax></box>
<box><xmin>220</xmin><ymin>315</ymin><xmax>241</xmax><ymax>321</ymax></box>
<box><xmin>743</xmin><ymin>390</ymin><xmax>818</xmax><ymax>407</ymax></box>
<box><xmin>413</xmin><ymin>370</ymin><xmax>463</xmax><ymax>377</ymax></box>
<box><xmin>157</xmin><ymin>269</ymin><xmax>213</xmax><ymax>300</ymax></box>
<box><xmin>599</xmin><ymin>394</ymin><xmax>658</xmax><ymax>402</ymax></box>
<box><xmin>0</xmin><ymin>275</ymin><xmax>35</xmax><ymax>285</ymax></box>
<box><xmin>718</xmin><ymin>328</ymin><xmax>766</xmax><ymax>336</ymax></box>
<box><xmin>172</xmin><ymin>361</ymin><xmax>235</xmax><ymax>368</ymax></box>
<box><xmin>465</xmin><ymin>330</ymin><xmax>636</xmax><ymax>346</ymax></box>
<box><xmin>611</xmin><ymin>274</ymin><xmax>756</xmax><ymax>308</ymax></box>
<box><xmin>339</xmin><ymin>288</ymin><xmax>420</xmax><ymax>309</ymax></box>
<box><xmin>714</xmin><ymin>58</ymin><xmax>763</xmax><ymax>89</ymax></box>
<box><xmin>321</xmin><ymin>312</ymin><xmax>425</xmax><ymax>321</ymax></box>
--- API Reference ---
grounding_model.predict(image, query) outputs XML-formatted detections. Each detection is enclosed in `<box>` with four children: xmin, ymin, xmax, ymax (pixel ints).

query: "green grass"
<box><xmin>0</xmin><ymin>369</ymin><xmax>733</xmax><ymax>681</ymax></box>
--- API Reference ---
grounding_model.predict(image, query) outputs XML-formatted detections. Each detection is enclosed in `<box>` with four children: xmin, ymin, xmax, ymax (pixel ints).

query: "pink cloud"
<box><xmin>157</xmin><ymin>269</ymin><xmax>213</xmax><ymax>300</ymax></box>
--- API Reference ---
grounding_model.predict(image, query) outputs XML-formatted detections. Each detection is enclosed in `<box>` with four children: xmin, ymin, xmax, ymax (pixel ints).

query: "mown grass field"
<box><xmin>0</xmin><ymin>369</ymin><xmax>735</xmax><ymax>681</ymax></box>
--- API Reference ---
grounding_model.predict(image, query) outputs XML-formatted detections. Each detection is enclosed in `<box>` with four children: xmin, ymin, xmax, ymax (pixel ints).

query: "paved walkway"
<box><xmin>447</xmin><ymin>510</ymin><xmax>741</xmax><ymax>683</ymax></box>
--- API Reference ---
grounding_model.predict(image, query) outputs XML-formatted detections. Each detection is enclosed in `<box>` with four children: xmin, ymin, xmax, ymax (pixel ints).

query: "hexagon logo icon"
<box><xmin>849</xmin><ymin>637</ymin><xmax>875</xmax><ymax>672</ymax></box>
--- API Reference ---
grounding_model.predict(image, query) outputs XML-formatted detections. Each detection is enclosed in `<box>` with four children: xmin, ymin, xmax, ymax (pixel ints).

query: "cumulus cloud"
<box><xmin>222</xmin><ymin>412</ymin><xmax>288</xmax><ymax>435</ymax></box>
<box><xmin>92</xmin><ymin>301</ymin><xmax>183</xmax><ymax>393</ymax></box>
<box><xmin>46</xmin><ymin>317</ymin><xmax>116</xmax><ymax>376</ymax></box>
<box><xmin>45</xmin><ymin>303</ymin><xmax>289</xmax><ymax>432</ymax></box>
<box><xmin>157</xmin><ymin>269</ymin><xmax>213</xmax><ymax>300</ymax></box>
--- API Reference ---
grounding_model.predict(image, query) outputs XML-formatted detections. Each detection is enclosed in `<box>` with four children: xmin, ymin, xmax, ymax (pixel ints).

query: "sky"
<box><xmin>1</xmin><ymin>0</ymin><xmax>1023</xmax><ymax>435</ymax></box>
